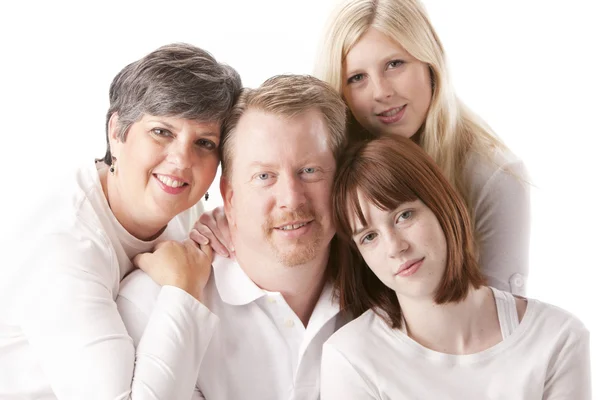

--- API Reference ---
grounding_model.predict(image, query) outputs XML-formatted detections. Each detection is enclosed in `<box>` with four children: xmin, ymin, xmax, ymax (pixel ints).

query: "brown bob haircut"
<box><xmin>332</xmin><ymin>134</ymin><xmax>485</xmax><ymax>328</ymax></box>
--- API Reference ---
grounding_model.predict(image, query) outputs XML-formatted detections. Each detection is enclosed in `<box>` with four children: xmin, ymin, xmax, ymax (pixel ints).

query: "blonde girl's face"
<box><xmin>342</xmin><ymin>28</ymin><xmax>433</xmax><ymax>139</ymax></box>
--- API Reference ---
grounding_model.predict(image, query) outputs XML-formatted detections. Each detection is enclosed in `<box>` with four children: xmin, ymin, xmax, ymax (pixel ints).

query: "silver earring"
<box><xmin>204</xmin><ymin>192</ymin><xmax>209</xmax><ymax>201</ymax></box>
<box><xmin>110</xmin><ymin>157</ymin><xmax>117</xmax><ymax>175</ymax></box>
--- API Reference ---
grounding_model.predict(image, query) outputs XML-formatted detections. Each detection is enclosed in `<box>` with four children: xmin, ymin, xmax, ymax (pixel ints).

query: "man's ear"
<box><xmin>220</xmin><ymin>174</ymin><xmax>234</xmax><ymax>226</ymax></box>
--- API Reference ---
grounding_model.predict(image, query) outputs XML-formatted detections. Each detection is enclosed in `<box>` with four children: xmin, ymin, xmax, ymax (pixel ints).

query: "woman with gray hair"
<box><xmin>0</xmin><ymin>43</ymin><xmax>241</xmax><ymax>399</ymax></box>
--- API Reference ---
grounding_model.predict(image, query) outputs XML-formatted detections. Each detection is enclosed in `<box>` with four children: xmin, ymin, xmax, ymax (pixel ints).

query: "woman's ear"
<box><xmin>107</xmin><ymin>113</ymin><xmax>121</xmax><ymax>159</ymax></box>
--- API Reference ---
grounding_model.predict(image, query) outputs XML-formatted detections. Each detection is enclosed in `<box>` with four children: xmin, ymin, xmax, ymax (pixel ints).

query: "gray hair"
<box><xmin>102</xmin><ymin>42</ymin><xmax>242</xmax><ymax>164</ymax></box>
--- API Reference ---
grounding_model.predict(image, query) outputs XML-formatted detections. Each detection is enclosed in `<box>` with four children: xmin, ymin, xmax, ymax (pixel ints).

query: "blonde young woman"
<box><xmin>313</xmin><ymin>0</ymin><xmax>530</xmax><ymax>295</ymax></box>
<box><xmin>192</xmin><ymin>0</ymin><xmax>530</xmax><ymax>296</ymax></box>
<box><xmin>321</xmin><ymin>134</ymin><xmax>590</xmax><ymax>399</ymax></box>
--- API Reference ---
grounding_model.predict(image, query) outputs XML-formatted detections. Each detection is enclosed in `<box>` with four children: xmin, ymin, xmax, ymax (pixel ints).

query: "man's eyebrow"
<box><xmin>248</xmin><ymin>161</ymin><xmax>277</xmax><ymax>169</ymax></box>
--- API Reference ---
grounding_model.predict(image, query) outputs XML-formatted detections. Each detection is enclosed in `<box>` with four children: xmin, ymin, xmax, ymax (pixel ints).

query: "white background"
<box><xmin>1</xmin><ymin>0</ymin><xmax>598</xmax><ymax>389</ymax></box>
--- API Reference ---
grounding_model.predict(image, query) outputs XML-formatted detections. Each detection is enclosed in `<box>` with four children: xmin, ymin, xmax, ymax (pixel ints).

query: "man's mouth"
<box><xmin>275</xmin><ymin>221</ymin><xmax>310</xmax><ymax>231</ymax></box>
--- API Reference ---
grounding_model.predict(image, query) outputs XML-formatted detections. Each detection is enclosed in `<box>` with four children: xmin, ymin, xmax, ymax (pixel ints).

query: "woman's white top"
<box><xmin>321</xmin><ymin>288</ymin><xmax>590</xmax><ymax>400</ymax></box>
<box><xmin>464</xmin><ymin>148</ymin><xmax>530</xmax><ymax>295</ymax></box>
<box><xmin>0</xmin><ymin>161</ymin><xmax>210</xmax><ymax>399</ymax></box>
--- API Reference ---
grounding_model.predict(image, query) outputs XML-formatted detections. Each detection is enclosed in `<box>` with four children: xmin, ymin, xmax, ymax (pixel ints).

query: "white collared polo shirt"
<box><xmin>117</xmin><ymin>255</ymin><xmax>349</xmax><ymax>400</ymax></box>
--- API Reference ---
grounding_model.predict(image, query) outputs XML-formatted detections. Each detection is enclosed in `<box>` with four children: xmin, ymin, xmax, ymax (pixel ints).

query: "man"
<box><xmin>117</xmin><ymin>74</ymin><xmax>349</xmax><ymax>399</ymax></box>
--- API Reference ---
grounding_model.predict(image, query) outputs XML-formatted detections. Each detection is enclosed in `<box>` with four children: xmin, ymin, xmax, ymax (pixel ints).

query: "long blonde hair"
<box><xmin>314</xmin><ymin>0</ymin><xmax>506</xmax><ymax>201</ymax></box>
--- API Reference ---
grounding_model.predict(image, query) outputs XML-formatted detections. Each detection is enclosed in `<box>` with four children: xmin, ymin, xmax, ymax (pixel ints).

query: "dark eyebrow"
<box><xmin>196</xmin><ymin>131</ymin><xmax>219</xmax><ymax>139</ymax></box>
<box><xmin>147</xmin><ymin>119</ymin><xmax>219</xmax><ymax>139</ymax></box>
<box><xmin>352</xmin><ymin>225</ymin><xmax>369</xmax><ymax>238</ymax></box>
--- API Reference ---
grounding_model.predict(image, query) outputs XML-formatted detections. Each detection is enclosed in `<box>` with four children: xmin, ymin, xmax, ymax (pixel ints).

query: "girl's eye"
<box><xmin>347</xmin><ymin>73</ymin><xmax>364</xmax><ymax>84</ymax></box>
<box><xmin>397</xmin><ymin>210</ymin><xmax>413</xmax><ymax>222</ymax></box>
<box><xmin>361</xmin><ymin>232</ymin><xmax>377</xmax><ymax>244</ymax></box>
<box><xmin>197</xmin><ymin>138</ymin><xmax>216</xmax><ymax>150</ymax></box>
<box><xmin>257</xmin><ymin>173</ymin><xmax>270</xmax><ymax>180</ymax></box>
<box><xmin>388</xmin><ymin>59</ymin><xmax>405</xmax><ymax>69</ymax></box>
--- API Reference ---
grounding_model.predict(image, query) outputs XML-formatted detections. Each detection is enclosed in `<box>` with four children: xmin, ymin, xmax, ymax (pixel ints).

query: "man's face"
<box><xmin>222</xmin><ymin>108</ymin><xmax>336</xmax><ymax>267</ymax></box>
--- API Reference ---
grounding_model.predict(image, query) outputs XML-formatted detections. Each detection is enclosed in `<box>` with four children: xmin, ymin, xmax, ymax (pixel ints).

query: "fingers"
<box><xmin>189</xmin><ymin>229</ymin><xmax>210</xmax><ymax>246</ymax></box>
<box><xmin>191</xmin><ymin>224</ymin><xmax>230</xmax><ymax>258</ymax></box>
<box><xmin>183</xmin><ymin>238</ymin><xmax>214</xmax><ymax>265</ymax></box>
<box><xmin>199</xmin><ymin>242</ymin><xmax>214</xmax><ymax>261</ymax></box>
<box><xmin>197</xmin><ymin>212</ymin><xmax>229</xmax><ymax>248</ymax></box>
<box><xmin>133</xmin><ymin>252</ymin><xmax>152</xmax><ymax>273</ymax></box>
<box><xmin>132</xmin><ymin>253</ymin><xmax>142</xmax><ymax>268</ymax></box>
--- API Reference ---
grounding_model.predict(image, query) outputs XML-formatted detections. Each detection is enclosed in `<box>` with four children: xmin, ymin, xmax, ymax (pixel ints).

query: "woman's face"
<box><xmin>109</xmin><ymin>113</ymin><xmax>220</xmax><ymax>226</ymax></box>
<box><xmin>350</xmin><ymin>195</ymin><xmax>447</xmax><ymax>301</ymax></box>
<box><xmin>342</xmin><ymin>28</ymin><xmax>433</xmax><ymax>139</ymax></box>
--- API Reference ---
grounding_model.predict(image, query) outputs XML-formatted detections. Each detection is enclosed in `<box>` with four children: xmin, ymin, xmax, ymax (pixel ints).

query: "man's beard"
<box><xmin>263</xmin><ymin>206</ymin><xmax>323</xmax><ymax>267</ymax></box>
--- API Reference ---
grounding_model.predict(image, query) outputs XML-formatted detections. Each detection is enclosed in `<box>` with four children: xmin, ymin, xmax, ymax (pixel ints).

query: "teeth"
<box><xmin>379</xmin><ymin>106</ymin><xmax>404</xmax><ymax>117</ymax></box>
<box><xmin>157</xmin><ymin>175</ymin><xmax>185</xmax><ymax>188</ymax></box>
<box><xmin>279</xmin><ymin>222</ymin><xmax>307</xmax><ymax>231</ymax></box>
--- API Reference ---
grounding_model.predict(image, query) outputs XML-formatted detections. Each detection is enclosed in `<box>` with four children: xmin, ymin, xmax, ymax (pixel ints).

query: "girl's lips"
<box><xmin>377</xmin><ymin>105</ymin><xmax>406</xmax><ymax>124</ymax></box>
<box><xmin>395</xmin><ymin>257</ymin><xmax>424</xmax><ymax>277</ymax></box>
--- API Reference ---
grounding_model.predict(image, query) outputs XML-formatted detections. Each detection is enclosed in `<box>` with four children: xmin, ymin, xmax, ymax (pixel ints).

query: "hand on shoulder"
<box><xmin>133</xmin><ymin>239</ymin><xmax>213</xmax><ymax>302</ymax></box>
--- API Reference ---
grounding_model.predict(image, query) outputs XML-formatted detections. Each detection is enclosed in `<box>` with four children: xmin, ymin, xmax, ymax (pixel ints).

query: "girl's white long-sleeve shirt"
<box><xmin>464</xmin><ymin>148</ymin><xmax>530</xmax><ymax>294</ymax></box>
<box><xmin>0</xmin><ymin>161</ymin><xmax>211</xmax><ymax>399</ymax></box>
<box><xmin>321</xmin><ymin>288</ymin><xmax>591</xmax><ymax>400</ymax></box>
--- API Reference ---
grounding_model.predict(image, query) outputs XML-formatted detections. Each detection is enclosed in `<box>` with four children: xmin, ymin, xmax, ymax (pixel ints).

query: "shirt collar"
<box><xmin>211</xmin><ymin>256</ymin><xmax>342</xmax><ymax>321</ymax></box>
<box><xmin>306</xmin><ymin>281</ymin><xmax>341</xmax><ymax>331</ymax></box>
<box><xmin>212</xmin><ymin>255</ymin><xmax>266</xmax><ymax>305</ymax></box>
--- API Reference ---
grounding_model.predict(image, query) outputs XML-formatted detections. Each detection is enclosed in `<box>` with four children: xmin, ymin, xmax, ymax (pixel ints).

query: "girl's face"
<box><xmin>350</xmin><ymin>195</ymin><xmax>447</xmax><ymax>301</ymax></box>
<box><xmin>342</xmin><ymin>28</ymin><xmax>433</xmax><ymax>139</ymax></box>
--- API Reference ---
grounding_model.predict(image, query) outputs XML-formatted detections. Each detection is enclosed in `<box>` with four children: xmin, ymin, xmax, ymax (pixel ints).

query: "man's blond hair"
<box><xmin>220</xmin><ymin>74</ymin><xmax>347</xmax><ymax>179</ymax></box>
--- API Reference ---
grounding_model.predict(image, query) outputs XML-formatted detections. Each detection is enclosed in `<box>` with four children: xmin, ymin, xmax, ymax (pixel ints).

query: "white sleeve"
<box><xmin>20</xmin><ymin>233</ymin><xmax>217</xmax><ymax>400</ymax></box>
<box><xmin>117</xmin><ymin>270</ymin><xmax>219</xmax><ymax>399</ymax></box>
<box><xmin>320</xmin><ymin>343</ymin><xmax>378</xmax><ymax>400</ymax></box>
<box><xmin>543</xmin><ymin>326</ymin><xmax>591</xmax><ymax>400</ymax></box>
<box><xmin>474</xmin><ymin>159</ymin><xmax>531</xmax><ymax>295</ymax></box>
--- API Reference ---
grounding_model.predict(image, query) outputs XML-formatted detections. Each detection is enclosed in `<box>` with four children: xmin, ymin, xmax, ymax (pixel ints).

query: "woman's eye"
<box><xmin>347</xmin><ymin>73</ymin><xmax>364</xmax><ymax>84</ymax></box>
<box><xmin>197</xmin><ymin>138</ymin><xmax>216</xmax><ymax>150</ymax></box>
<box><xmin>303</xmin><ymin>167</ymin><xmax>315</xmax><ymax>174</ymax></box>
<box><xmin>152</xmin><ymin>128</ymin><xmax>171</xmax><ymax>137</ymax></box>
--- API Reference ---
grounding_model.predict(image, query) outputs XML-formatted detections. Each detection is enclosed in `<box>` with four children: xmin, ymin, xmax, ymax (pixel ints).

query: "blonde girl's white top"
<box><xmin>463</xmin><ymin>148</ymin><xmax>531</xmax><ymax>295</ymax></box>
<box><xmin>321</xmin><ymin>288</ymin><xmax>591</xmax><ymax>400</ymax></box>
<box><xmin>0</xmin><ymin>161</ymin><xmax>211</xmax><ymax>400</ymax></box>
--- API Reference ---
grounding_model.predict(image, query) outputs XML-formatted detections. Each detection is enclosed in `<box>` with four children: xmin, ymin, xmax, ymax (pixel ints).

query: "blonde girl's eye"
<box><xmin>347</xmin><ymin>73</ymin><xmax>365</xmax><ymax>84</ymax></box>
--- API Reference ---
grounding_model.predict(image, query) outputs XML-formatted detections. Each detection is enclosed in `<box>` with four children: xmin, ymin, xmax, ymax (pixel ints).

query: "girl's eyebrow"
<box><xmin>352</xmin><ymin>224</ymin><xmax>369</xmax><ymax>238</ymax></box>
